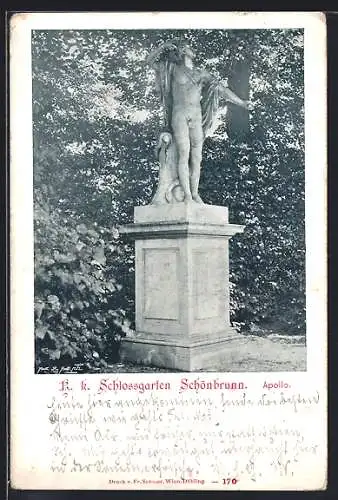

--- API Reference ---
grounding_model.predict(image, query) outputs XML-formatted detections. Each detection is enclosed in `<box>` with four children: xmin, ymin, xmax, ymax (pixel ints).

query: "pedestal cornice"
<box><xmin>119</xmin><ymin>221</ymin><xmax>244</xmax><ymax>239</ymax></box>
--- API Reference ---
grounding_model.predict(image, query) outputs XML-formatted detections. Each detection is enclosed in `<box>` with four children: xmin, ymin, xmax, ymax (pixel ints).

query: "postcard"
<box><xmin>10</xmin><ymin>11</ymin><xmax>327</xmax><ymax>490</ymax></box>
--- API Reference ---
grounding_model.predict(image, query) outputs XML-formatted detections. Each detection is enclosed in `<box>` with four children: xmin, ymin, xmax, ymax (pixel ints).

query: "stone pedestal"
<box><xmin>118</xmin><ymin>203</ymin><xmax>244</xmax><ymax>371</ymax></box>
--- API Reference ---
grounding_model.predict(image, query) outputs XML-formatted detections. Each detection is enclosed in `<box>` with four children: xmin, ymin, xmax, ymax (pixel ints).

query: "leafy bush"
<box><xmin>34</xmin><ymin>194</ymin><xmax>134</xmax><ymax>371</ymax></box>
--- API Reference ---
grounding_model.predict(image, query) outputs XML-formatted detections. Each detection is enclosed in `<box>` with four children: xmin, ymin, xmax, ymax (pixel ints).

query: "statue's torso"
<box><xmin>171</xmin><ymin>65</ymin><xmax>203</xmax><ymax>114</ymax></box>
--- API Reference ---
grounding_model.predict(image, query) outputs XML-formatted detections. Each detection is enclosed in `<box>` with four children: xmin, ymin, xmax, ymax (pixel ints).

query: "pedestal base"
<box><xmin>120</xmin><ymin>329</ymin><xmax>241</xmax><ymax>371</ymax></box>
<box><xmin>119</xmin><ymin>202</ymin><xmax>244</xmax><ymax>372</ymax></box>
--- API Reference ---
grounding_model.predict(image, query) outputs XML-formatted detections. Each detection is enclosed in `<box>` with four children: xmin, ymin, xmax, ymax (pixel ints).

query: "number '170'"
<box><xmin>222</xmin><ymin>478</ymin><xmax>238</xmax><ymax>485</ymax></box>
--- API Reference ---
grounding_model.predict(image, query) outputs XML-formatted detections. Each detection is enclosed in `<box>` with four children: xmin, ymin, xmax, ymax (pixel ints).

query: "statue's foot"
<box><xmin>192</xmin><ymin>193</ymin><xmax>204</xmax><ymax>204</ymax></box>
<box><xmin>183</xmin><ymin>194</ymin><xmax>194</xmax><ymax>203</ymax></box>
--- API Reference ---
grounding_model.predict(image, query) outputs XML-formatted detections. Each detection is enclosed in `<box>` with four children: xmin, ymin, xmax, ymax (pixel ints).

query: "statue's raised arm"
<box><xmin>146</xmin><ymin>40</ymin><xmax>180</xmax><ymax>67</ymax></box>
<box><xmin>146</xmin><ymin>39</ymin><xmax>182</xmax><ymax>131</ymax></box>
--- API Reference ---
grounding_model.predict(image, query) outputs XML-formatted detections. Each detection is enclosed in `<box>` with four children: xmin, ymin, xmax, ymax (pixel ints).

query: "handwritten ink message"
<box><xmin>42</xmin><ymin>377</ymin><xmax>322</xmax><ymax>488</ymax></box>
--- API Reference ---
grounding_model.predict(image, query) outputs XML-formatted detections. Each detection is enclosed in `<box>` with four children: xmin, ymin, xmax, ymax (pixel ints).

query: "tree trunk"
<box><xmin>227</xmin><ymin>60</ymin><xmax>250</xmax><ymax>140</ymax></box>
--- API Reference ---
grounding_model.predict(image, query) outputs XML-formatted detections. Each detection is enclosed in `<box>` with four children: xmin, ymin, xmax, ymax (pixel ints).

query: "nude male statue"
<box><xmin>147</xmin><ymin>39</ymin><xmax>250</xmax><ymax>204</ymax></box>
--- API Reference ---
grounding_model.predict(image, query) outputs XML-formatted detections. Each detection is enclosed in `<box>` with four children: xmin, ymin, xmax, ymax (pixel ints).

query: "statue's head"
<box><xmin>159</xmin><ymin>38</ymin><xmax>195</xmax><ymax>66</ymax></box>
<box><xmin>179</xmin><ymin>43</ymin><xmax>195</xmax><ymax>61</ymax></box>
<box><xmin>175</xmin><ymin>42</ymin><xmax>195</xmax><ymax>69</ymax></box>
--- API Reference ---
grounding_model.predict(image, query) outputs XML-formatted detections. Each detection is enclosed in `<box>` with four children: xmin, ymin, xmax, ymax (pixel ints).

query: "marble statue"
<box><xmin>147</xmin><ymin>38</ymin><xmax>250</xmax><ymax>204</ymax></box>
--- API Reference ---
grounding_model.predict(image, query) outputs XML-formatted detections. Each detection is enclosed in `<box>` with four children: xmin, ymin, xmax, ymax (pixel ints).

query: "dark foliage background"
<box><xmin>32</xmin><ymin>29</ymin><xmax>305</xmax><ymax>371</ymax></box>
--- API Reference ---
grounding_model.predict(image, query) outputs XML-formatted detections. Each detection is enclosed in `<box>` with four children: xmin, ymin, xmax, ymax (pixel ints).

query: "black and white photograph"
<box><xmin>9</xmin><ymin>12</ymin><xmax>327</xmax><ymax>491</ymax></box>
<box><xmin>33</xmin><ymin>27</ymin><xmax>306</xmax><ymax>374</ymax></box>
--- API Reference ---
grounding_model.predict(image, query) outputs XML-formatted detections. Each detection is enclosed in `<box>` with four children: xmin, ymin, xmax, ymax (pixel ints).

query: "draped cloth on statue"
<box><xmin>201</xmin><ymin>79</ymin><xmax>221</xmax><ymax>138</ymax></box>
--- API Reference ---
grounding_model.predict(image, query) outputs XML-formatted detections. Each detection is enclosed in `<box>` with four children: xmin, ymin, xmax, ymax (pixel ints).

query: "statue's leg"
<box><xmin>171</xmin><ymin>112</ymin><xmax>192</xmax><ymax>202</ymax></box>
<box><xmin>189</xmin><ymin>120</ymin><xmax>204</xmax><ymax>203</ymax></box>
